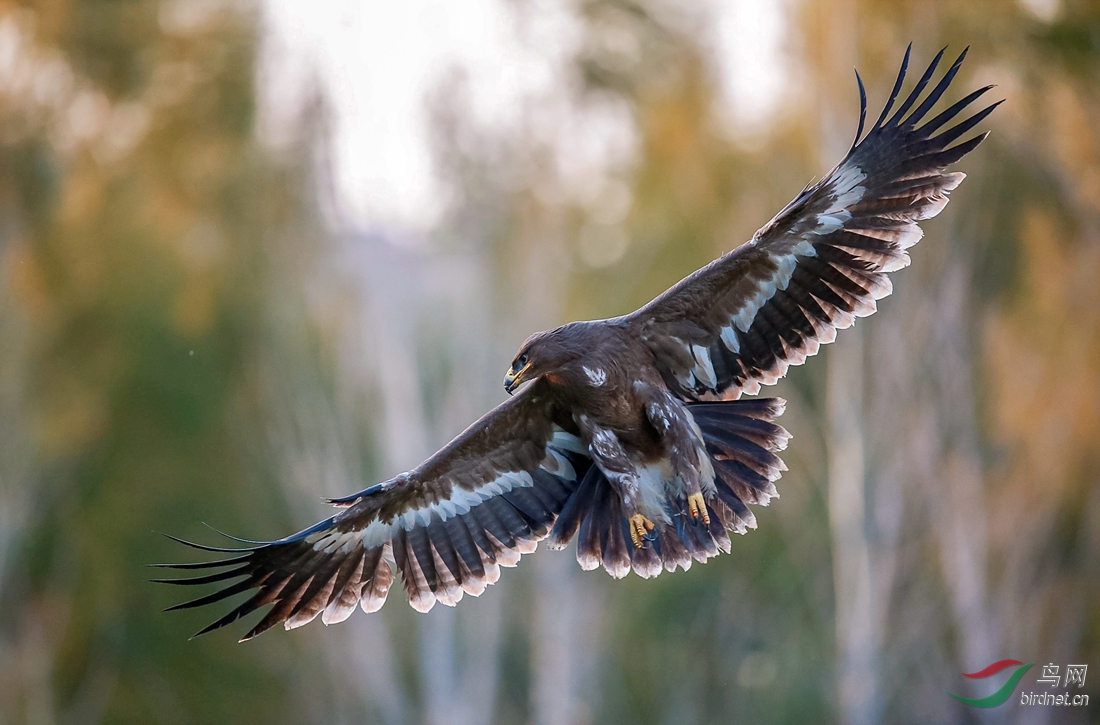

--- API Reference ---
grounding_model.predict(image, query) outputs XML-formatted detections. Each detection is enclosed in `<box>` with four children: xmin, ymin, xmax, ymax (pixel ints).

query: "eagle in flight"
<box><xmin>158</xmin><ymin>47</ymin><xmax>998</xmax><ymax>641</ymax></box>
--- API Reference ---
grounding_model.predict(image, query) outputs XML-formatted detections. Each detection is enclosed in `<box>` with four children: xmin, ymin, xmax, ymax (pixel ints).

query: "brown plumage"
<box><xmin>157</xmin><ymin>46</ymin><xmax>998</xmax><ymax>641</ymax></box>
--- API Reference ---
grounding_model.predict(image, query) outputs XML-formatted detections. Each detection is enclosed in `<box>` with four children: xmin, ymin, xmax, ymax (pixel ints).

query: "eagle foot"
<box><xmin>687</xmin><ymin>492</ymin><xmax>711</xmax><ymax>526</ymax></box>
<box><xmin>628</xmin><ymin>514</ymin><xmax>656</xmax><ymax>549</ymax></box>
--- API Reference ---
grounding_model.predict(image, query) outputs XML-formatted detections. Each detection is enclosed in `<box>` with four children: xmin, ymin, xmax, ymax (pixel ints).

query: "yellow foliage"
<box><xmin>985</xmin><ymin>206</ymin><xmax>1100</xmax><ymax>494</ymax></box>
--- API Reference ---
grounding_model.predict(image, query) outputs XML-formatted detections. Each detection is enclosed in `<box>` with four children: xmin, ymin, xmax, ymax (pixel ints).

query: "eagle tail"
<box><xmin>648</xmin><ymin>397</ymin><xmax>789</xmax><ymax>576</ymax></box>
<box><xmin>548</xmin><ymin>398</ymin><xmax>789</xmax><ymax>579</ymax></box>
<box><xmin>691</xmin><ymin>397</ymin><xmax>789</xmax><ymax>533</ymax></box>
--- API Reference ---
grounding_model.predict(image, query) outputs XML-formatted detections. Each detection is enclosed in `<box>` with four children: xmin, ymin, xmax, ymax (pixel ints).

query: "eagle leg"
<box><xmin>686</xmin><ymin>492</ymin><xmax>711</xmax><ymax>526</ymax></box>
<box><xmin>628</xmin><ymin>514</ymin><xmax>656</xmax><ymax>549</ymax></box>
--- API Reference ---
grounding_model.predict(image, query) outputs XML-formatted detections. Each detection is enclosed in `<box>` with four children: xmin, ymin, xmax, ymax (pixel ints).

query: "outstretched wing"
<box><xmin>156</xmin><ymin>381</ymin><xmax>588</xmax><ymax>641</ymax></box>
<box><xmin>626</xmin><ymin>46</ymin><xmax>1000</xmax><ymax>400</ymax></box>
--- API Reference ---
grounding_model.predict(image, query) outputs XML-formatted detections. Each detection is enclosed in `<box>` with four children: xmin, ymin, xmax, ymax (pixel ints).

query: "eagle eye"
<box><xmin>515</xmin><ymin>353</ymin><xmax>529</xmax><ymax>369</ymax></box>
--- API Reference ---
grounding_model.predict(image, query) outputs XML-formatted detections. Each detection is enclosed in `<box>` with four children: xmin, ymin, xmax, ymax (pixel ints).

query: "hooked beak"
<box><xmin>503</xmin><ymin>362</ymin><xmax>531</xmax><ymax>395</ymax></box>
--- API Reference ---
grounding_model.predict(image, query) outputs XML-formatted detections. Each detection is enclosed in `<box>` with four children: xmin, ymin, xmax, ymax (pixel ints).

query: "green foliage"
<box><xmin>0</xmin><ymin>1</ymin><xmax>326</xmax><ymax>721</ymax></box>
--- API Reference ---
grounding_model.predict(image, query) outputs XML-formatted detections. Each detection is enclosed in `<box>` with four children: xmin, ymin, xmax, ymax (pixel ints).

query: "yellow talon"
<box><xmin>629</xmin><ymin>514</ymin><xmax>656</xmax><ymax>549</ymax></box>
<box><xmin>687</xmin><ymin>492</ymin><xmax>711</xmax><ymax>525</ymax></box>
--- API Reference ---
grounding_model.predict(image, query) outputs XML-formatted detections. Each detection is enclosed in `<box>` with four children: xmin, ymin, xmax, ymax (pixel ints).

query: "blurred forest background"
<box><xmin>1</xmin><ymin>0</ymin><xmax>1098</xmax><ymax>723</ymax></box>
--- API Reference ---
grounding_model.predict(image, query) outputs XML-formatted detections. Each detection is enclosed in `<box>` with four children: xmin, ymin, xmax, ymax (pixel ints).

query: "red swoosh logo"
<box><xmin>962</xmin><ymin>659</ymin><xmax>1023</xmax><ymax>679</ymax></box>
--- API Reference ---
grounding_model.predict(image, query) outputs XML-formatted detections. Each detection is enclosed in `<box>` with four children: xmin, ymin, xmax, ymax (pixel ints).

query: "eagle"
<box><xmin>157</xmin><ymin>47</ymin><xmax>998</xmax><ymax>641</ymax></box>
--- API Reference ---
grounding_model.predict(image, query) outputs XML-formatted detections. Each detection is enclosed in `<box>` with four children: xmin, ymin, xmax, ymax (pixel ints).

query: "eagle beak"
<box><xmin>504</xmin><ymin>362</ymin><xmax>531</xmax><ymax>395</ymax></box>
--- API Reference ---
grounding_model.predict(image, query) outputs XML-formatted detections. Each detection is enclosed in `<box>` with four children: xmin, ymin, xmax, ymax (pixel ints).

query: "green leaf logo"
<box><xmin>948</xmin><ymin>659</ymin><xmax>1034</xmax><ymax>708</ymax></box>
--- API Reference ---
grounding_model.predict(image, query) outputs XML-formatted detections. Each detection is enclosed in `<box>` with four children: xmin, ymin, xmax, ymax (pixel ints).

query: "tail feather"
<box><xmin>627</xmin><ymin>521</ymin><xmax>663</xmax><ymax>578</ymax></box>
<box><xmin>676</xmin><ymin>512</ymin><xmax>718</xmax><ymax>562</ymax></box>
<box><xmin>601</xmin><ymin>512</ymin><xmax>632</xmax><ymax>579</ymax></box>
<box><xmin>547</xmin><ymin>465</ymin><xmax>599</xmax><ymax>548</ymax></box>
<box><xmin>552</xmin><ymin>397</ymin><xmax>789</xmax><ymax>578</ymax></box>
<box><xmin>713</xmin><ymin>458</ymin><xmax>778</xmax><ymax>505</ymax></box>
<box><xmin>653</xmin><ymin>523</ymin><xmax>692</xmax><ymax>573</ymax></box>
<box><xmin>706</xmin><ymin>504</ymin><xmax>733</xmax><ymax>554</ymax></box>
<box><xmin>573</xmin><ymin>466</ymin><xmax>616</xmax><ymax>571</ymax></box>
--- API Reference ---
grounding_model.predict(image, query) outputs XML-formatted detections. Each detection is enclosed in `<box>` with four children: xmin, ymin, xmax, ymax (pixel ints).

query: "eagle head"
<box><xmin>504</xmin><ymin>323</ymin><xmax>590</xmax><ymax>395</ymax></box>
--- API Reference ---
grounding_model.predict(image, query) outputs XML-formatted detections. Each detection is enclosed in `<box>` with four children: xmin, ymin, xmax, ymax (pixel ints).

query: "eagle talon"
<box><xmin>629</xmin><ymin>514</ymin><xmax>656</xmax><ymax>549</ymax></box>
<box><xmin>687</xmin><ymin>492</ymin><xmax>711</xmax><ymax>526</ymax></box>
